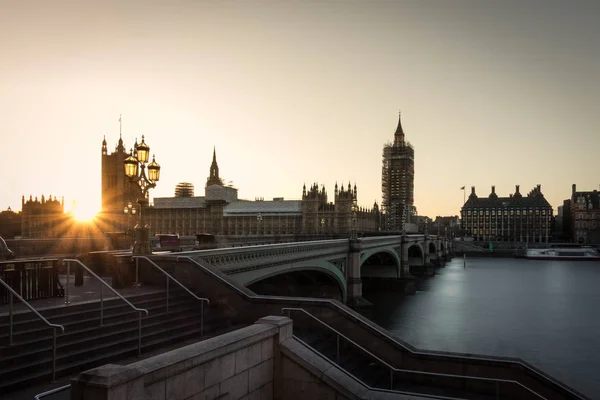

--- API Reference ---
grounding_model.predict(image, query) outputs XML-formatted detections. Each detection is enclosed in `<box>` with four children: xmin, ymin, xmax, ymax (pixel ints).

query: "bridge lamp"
<box><xmin>321</xmin><ymin>218</ymin><xmax>325</xmax><ymax>236</ymax></box>
<box><xmin>351</xmin><ymin>201</ymin><xmax>359</xmax><ymax>240</ymax></box>
<box><xmin>124</xmin><ymin>135</ymin><xmax>161</xmax><ymax>255</ymax></box>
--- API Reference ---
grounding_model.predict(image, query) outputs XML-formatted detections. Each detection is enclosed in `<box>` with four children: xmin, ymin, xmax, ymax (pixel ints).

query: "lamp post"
<box><xmin>320</xmin><ymin>218</ymin><xmax>325</xmax><ymax>237</ymax></box>
<box><xmin>124</xmin><ymin>135</ymin><xmax>161</xmax><ymax>255</ymax></box>
<box><xmin>257</xmin><ymin>213</ymin><xmax>262</xmax><ymax>236</ymax></box>
<box><xmin>350</xmin><ymin>201</ymin><xmax>358</xmax><ymax>240</ymax></box>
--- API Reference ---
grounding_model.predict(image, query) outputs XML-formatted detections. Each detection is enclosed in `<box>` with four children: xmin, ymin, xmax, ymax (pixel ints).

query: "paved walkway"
<box><xmin>0</xmin><ymin>274</ymin><xmax>163</xmax><ymax>318</ymax></box>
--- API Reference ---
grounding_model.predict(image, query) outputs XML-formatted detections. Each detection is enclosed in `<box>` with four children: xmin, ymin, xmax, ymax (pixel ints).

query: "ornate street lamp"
<box><xmin>257</xmin><ymin>213</ymin><xmax>262</xmax><ymax>236</ymax></box>
<box><xmin>320</xmin><ymin>218</ymin><xmax>325</xmax><ymax>237</ymax></box>
<box><xmin>350</xmin><ymin>201</ymin><xmax>358</xmax><ymax>240</ymax></box>
<box><xmin>124</xmin><ymin>136</ymin><xmax>161</xmax><ymax>255</ymax></box>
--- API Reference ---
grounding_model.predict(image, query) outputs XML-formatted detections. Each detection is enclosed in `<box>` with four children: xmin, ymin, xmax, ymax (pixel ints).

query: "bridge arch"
<box><xmin>407</xmin><ymin>243</ymin><xmax>424</xmax><ymax>266</ymax></box>
<box><xmin>429</xmin><ymin>241</ymin><xmax>437</xmax><ymax>255</ymax></box>
<box><xmin>360</xmin><ymin>248</ymin><xmax>401</xmax><ymax>278</ymax></box>
<box><xmin>237</xmin><ymin>259</ymin><xmax>347</xmax><ymax>302</ymax></box>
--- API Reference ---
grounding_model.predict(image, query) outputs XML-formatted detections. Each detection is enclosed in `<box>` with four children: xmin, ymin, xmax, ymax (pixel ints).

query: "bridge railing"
<box><xmin>177</xmin><ymin>238</ymin><xmax>350</xmax><ymax>257</ymax></box>
<box><xmin>158</xmin><ymin>255</ymin><xmax>587</xmax><ymax>400</ymax></box>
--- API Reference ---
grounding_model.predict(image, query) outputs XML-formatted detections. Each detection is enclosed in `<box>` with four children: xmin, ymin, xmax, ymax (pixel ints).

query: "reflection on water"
<box><xmin>358</xmin><ymin>257</ymin><xmax>600</xmax><ymax>398</ymax></box>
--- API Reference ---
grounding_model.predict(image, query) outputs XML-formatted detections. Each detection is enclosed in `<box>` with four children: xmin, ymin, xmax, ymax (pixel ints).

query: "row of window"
<box><xmin>574</xmin><ymin>221</ymin><xmax>599</xmax><ymax>229</ymax></box>
<box><xmin>572</xmin><ymin>213</ymin><xmax>600</xmax><ymax>220</ymax></box>
<box><xmin>464</xmin><ymin>209</ymin><xmax>551</xmax><ymax>215</ymax></box>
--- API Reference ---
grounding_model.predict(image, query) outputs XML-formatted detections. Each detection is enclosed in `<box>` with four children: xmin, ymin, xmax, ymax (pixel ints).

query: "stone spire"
<box><xmin>394</xmin><ymin>110</ymin><xmax>405</xmax><ymax>143</ymax></box>
<box><xmin>206</xmin><ymin>147</ymin><xmax>222</xmax><ymax>186</ymax></box>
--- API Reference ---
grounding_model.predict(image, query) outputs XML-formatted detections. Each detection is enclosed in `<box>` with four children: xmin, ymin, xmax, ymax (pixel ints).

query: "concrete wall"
<box><xmin>70</xmin><ymin>315</ymin><xmax>403</xmax><ymax>400</ymax></box>
<box><xmin>71</xmin><ymin>317</ymin><xmax>283</xmax><ymax>400</ymax></box>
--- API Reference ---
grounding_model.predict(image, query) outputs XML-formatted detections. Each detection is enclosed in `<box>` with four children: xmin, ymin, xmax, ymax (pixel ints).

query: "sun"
<box><xmin>71</xmin><ymin>203</ymin><xmax>99</xmax><ymax>222</ymax></box>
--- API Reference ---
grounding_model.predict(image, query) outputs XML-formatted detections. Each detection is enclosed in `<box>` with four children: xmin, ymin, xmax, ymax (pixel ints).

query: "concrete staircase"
<box><xmin>0</xmin><ymin>289</ymin><xmax>235</xmax><ymax>395</ymax></box>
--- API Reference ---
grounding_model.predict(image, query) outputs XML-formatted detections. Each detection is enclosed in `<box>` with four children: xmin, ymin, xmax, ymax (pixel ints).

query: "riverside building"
<box><xmin>460</xmin><ymin>185</ymin><xmax>553</xmax><ymax>243</ymax></box>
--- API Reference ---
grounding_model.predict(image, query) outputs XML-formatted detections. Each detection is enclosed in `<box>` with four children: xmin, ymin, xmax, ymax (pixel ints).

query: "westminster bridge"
<box><xmin>169</xmin><ymin>234</ymin><xmax>453</xmax><ymax>305</ymax></box>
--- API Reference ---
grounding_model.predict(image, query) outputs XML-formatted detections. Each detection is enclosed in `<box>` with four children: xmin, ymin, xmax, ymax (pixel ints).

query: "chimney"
<box><xmin>537</xmin><ymin>184</ymin><xmax>541</xmax><ymax>192</ymax></box>
<box><xmin>515</xmin><ymin>185</ymin><xmax>520</xmax><ymax>194</ymax></box>
<box><xmin>572</xmin><ymin>184</ymin><xmax>576</xmax><ymax>195</ymax></box>
<box><xmin>471</xmin><ymin>186</ymin><xmax>475</xmax><ymax>195</ymax></box>
<box><xmin>491</xmin><ymin>186</ymin><xmax>496</xmax><ymax>194</ymax></box>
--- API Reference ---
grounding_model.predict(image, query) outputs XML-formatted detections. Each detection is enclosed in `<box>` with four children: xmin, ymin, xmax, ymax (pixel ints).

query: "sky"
<box><xmin>1</xmin><ymin>0</ymin><xmax>599</xmax><ymax>220</ymax></box>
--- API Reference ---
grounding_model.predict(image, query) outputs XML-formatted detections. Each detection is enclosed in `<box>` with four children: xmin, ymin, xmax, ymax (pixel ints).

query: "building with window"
<box><xmin>381</xmin><ymin>112</ymin><xmax>414</xmax><ymax>231</ymax></box>
<box><xmin>98</xmin><ymin>134</ymin><xmax>382</xmax><ymax>238</ymax></box>
<box><xmin>100</xmin><ymin>134</ymin><xmax>141</xmax><ymax>233</ymax></box>
<box><xmin>460</xmin><ymin>185</ymin><xmax>553</xmax><ymax>243</ymax></box>
<box><xmin>568</xmin><ymin>184</ymin><xmax>600</xmax><ymax>244</ymax></box>
<box><xmin>20</xmin><ymin>195</ymin><xmax>69</xmax><ymax>238</ymax></box>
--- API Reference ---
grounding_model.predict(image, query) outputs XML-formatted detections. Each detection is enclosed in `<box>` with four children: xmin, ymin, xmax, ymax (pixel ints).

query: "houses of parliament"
<box><xmin>17</xmin><ymin>114</ymin><xmax>415</xmax><ymax>239</ymax></box>
<box><xmin>98</xmin><ymin>136</ymin><xmax>382</xmax><ymax>238</ymax></box>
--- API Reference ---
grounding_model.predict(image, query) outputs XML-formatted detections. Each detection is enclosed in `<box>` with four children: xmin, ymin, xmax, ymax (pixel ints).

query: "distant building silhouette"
<box><xmin>139</xmin><ymin>151</ymin><xmax>380</xmax><ymax>236</ymax></box>
<box><xmin>98</xmin><ymin>133</ymin><xmax>382</xmax><ymax>237</ymax></box>
<box><xmin>0</xmin><ymin>207</ymin><xmax>21</xmax><ymax>239</ymax></box>
<box><xmin>100</xmin><ymin>134</ymin><xmax>139</xmax><ymax>231</ymax></box>
<box><xmin>461</xmin><ymin>185</ymin><xmax>553</xmax><ymax>243</ymax></box>
<box><xmin>567</xmin><ymin>184</ymin><xmax>600</xmax><ymax>244</ymax></box>
<box><xmin>20</xmin><ymin>195</ymin><xmax>68</xmax><ymax>238</ymax></box>
<box><xmin>174</xmin><ymin>182</ymin><xmax>194</xmax><ymax>197</ymax></box>
<box><xmin>381</xmin><ymin>112</ymin><xmax>414</xmax><ymax>231</ymax></box>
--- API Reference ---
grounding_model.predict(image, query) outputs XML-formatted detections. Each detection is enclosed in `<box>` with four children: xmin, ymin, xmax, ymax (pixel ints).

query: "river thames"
<box><xmin>359</xmin><ymin>257</ymin><xmax>600</xmax><ymax>398</ymax></box>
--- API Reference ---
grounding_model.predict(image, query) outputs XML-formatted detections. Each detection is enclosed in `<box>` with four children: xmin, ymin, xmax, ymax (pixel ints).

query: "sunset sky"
<box><xmin>1</xmin><ymin>0</ymin><xmax>599</xmax><ymax>220</ymax></box>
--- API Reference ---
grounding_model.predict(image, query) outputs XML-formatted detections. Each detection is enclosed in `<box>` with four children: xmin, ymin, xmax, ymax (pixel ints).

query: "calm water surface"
<box><xmin>359</xmin><ymin>257</ymin><xmax>600</xmax><ymax>398</ymax></box>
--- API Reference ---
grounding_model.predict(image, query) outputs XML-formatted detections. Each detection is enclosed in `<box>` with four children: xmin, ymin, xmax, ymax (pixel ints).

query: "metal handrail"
<box><xmin>175</xmin><ymin>255</ymin><xmax>583</xmax><ymax>399</ymax></box>
<box><xmin>34</xmin><ymin>384</ymin><xmax>71</xmax><ymax>399</ymax></box>
<box><xmin>62</xmin><ymin>259</ymin><xmax>148</xmax><ymax>356</ymax></box>
<box><xmin>282</xmin><ymin>307</ymin><xmax>546</xmax><ymax>400</ymax></box>
<box><xmin>0</xmin><ymin>277</ymin><xmax>64</xmax><ymax>382</ymax></box>
<box><xmin>132</xmin><ymin>256</ymin><xmax>209</xmax><ymax>337</ymax></box>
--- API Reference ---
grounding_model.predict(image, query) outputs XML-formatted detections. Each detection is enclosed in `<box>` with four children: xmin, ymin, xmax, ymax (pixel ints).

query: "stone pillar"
<box><xmin>401</xmin><ymin>241</ymin><xmax>410</xmax><ymax>277</ymax></box>
<box><xmin>71</xmin><ymin>364</ymin><xmax>145</xmax><ymax>400</ymax></box>
<box><xmin>346</xmin><ymin>240</ymin><xmax>371</xmax><ymax>307</ymax></box>
<box><xmin>423</xmin><ymin>238</ymin><xmax>431</xmax><ymax>266</ymax></box>
<box><xmin>255</xmin><ymin>316</ymin><xmax>293</xmax><ymax>400</ymax></box>
<box><xmin>423</xmin><ymin>238</ymin><xmax>434</xmax><ymax>276</ymax></box>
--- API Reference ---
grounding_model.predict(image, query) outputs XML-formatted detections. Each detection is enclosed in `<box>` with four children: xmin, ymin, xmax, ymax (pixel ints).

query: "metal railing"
<box><xmin>132</xmin><ymin>256</ymin><xmax>210</xmax><ymax>337</ymax></box>
<box><xmin>282</xmin><ymin>307</ymin><xmax>546</xmax><ymax>400</ymax></box>
<box><xmin>174</xmin><ymin>255</ymin><xmax>585</xmax><ymax>399</ymax></box>
<box><xmin>62</xmin><ymin>259</ymin><xmax>148</xmax><ymax>356</ymax></box>
<box><xmin>34</xmin><ymin>384</ymin><xmax>71</xmax><ymax>399</ymax></box>
<box><xmin>0</xmin><ymin>258</ymin><xmax>63</xmax><ymax>304</ymax></box>
<box><xmin>0</xmin><ymin>277</ymin><xmax>64</xmax><ymax>382</ymax></box>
